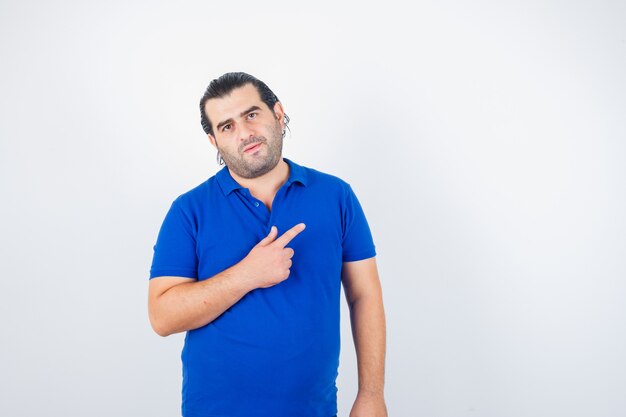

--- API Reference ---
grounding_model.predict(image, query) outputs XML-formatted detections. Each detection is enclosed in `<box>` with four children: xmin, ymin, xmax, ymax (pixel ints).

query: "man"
<box><xmin>148</xmin><ymin>72</ymin><xmax>387</xmax><ymax>417</ymax></box>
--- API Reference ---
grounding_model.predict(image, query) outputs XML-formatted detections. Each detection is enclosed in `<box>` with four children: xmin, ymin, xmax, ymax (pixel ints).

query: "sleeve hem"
<box><xmin>342</xmin><ymin>247</ymin><xmax>376</xmax><ymax>263</ymax></box>
<box><xmin>149</xmin><ymin>268</ymin><xmax>198</xmax><ymax>279</ymax></box>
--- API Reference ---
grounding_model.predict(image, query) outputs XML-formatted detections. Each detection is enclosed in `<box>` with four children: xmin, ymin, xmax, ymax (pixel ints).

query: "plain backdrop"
<box><xmin>1</xmin><ymin>1</ymin><xmax>625</xmax><ymax>416</ymax></box>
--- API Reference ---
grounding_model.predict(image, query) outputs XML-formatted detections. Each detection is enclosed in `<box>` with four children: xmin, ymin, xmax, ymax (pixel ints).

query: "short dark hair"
<box><xmin>199</xmin><ymin>72</ymin><xmax>290</xmax><ymax>137</ymax></box>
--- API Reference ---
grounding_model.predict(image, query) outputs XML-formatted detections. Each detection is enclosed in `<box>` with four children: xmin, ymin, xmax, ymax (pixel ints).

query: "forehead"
<box><xmin>204</xmin><ymin>83</ymin><xmax>266</xmax><ymax>122</ymax></box>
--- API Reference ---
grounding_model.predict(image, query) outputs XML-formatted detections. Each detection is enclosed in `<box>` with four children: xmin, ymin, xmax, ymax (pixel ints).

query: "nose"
<box><xmin>238</xmin><ymin>123</ymin><xmax>256</xmax><ymax>144</ymax></box>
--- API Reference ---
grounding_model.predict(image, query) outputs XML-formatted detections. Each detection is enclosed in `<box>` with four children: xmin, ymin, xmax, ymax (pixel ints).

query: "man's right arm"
<box><xmin>147</xmin><ymin>223</ymin><xmax>306</xmax><ymax>337</ymax></box>
<box><xmin>148</xmin><ymin>263</ymin><xmax>255</xmax><ymax>337</ymax></box>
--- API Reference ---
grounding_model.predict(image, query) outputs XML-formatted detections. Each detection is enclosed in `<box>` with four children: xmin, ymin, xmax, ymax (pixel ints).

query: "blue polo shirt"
<box><xmin>150</xmin><ymin>157</ymin><xmax>376</xmax><ymax>417</ymax></box>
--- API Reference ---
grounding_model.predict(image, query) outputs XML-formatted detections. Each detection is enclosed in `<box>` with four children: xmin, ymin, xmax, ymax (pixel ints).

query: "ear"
<box><xmin>207</xmin><ymin>134</ymin><xmax>217</xmax><ymax>148</ymax></box>
<box><xmin>273</xmin><ymin>101</ymin><xmax>286</xmax><ymax>128</ymax></box>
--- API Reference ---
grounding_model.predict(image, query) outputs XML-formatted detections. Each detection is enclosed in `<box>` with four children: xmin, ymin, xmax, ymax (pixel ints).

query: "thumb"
<box><xmin>256</xmin><ymin>226</ymin><xmax>278</xmax><ymax>246</ymax></box>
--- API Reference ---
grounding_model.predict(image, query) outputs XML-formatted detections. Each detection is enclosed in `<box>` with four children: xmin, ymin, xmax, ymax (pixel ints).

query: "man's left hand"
<box><xmin>349</xmin><ymin>392</ymin><xmax>388</xmax><ymax>417</ymax></box>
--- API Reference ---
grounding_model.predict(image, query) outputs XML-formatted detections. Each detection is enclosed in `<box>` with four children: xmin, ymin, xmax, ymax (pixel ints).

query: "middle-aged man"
<box><xmin>148</xmin><ymin>72</ymin><xmax>387</xmax><ymax>417</ymax></box>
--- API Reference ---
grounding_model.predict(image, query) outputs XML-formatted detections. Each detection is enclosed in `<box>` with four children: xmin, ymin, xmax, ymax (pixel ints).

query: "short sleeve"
<box><xmin>149</xmin><ymin>197</ymin><xmax>198</xmax><ymax>279</ymax></box>
<box><xmin>341</xmin><ymin>184</ymin><xmax>377</xmax><ymax>262</ymax></box>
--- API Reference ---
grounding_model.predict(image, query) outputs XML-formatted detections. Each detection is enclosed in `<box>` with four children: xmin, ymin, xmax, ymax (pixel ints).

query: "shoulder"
<box><xmin>293</xmin><ymin>160</ymin><xmax>353</xmax><ymax>196</ymax></box>
<box><xmin>168</xmin><ymin>174</ymin><xmax>218</xmax><ymax>212</ymax></box>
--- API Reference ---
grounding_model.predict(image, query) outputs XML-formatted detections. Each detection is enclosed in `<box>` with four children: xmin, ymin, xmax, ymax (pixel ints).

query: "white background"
<box><xmin>1</xmin><ymin>1</ymin><xmax>625</xmax><ymax>416</ymax></box>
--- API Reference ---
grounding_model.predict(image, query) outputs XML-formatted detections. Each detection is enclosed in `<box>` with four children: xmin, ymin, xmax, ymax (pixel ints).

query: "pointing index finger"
<box><xmin>274</xmin><ymin>223</ymin><xmax>306</xmax><ymax>247</ymax></box>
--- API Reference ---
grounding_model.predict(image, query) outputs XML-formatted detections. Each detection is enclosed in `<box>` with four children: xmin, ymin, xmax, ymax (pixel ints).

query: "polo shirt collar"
<box><xmin>216</xmin><ymin>157</ymin><xmax>308</xmax><ymax>196</ymax></box>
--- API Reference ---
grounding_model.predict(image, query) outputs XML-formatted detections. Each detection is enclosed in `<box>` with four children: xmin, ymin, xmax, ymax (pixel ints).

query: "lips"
<box><xmin>243</xmin><ymin>142</ymin><xmax>263</xmax><ymax>153</ymax></box>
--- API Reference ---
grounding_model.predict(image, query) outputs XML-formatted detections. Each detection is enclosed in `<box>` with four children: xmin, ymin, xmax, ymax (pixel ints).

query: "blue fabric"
<box><xmin>150</xmin><ymin>158</ymin><xmax>376</xmax><ymax>417</ymax></box>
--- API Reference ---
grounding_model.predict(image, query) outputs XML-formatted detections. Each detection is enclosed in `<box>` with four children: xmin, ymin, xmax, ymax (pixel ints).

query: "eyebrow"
<box><xmin>215</xmin><ymin>105</ymin><xmax>262</xmax><ymax>132</ymax></box>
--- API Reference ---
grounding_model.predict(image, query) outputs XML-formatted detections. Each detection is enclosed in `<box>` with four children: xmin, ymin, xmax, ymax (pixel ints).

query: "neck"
<box><xmin>229</xmin><ymin>158</ymin><xmax>289</xmax><ymax>196</ymax></box>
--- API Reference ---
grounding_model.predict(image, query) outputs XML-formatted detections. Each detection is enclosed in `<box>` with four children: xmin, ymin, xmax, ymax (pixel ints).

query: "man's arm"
<box><xmin>148</xmin><ymin>223</ymin><xmax>305</xmax><ymax>337</ymax></box>
<box><xmin>341</xmin><ymin>257</ymin><xmax>388</xmax><ymax>417</ymax></box>
<box><xmin>148</xmin><ymin>265</ymin><xmax>254</xmax><ymax>337</ymax></box>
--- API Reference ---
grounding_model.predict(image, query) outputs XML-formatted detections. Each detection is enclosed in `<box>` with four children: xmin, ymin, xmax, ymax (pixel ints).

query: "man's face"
<box><xmin>205</xmin><ymin>83</ymin><xmax>285</xmax><ymax>179</ymax></box>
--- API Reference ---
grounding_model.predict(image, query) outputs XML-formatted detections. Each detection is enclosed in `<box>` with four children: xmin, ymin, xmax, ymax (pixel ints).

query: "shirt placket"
<box><xmin>238</xmin><ymin>183</ymin><xmax>290</xmax><ymax>233</ymax></box>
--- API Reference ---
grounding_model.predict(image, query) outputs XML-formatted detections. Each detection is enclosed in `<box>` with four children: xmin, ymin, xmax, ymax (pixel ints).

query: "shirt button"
<box><xmin>254</xmin><ymin>202</ymin><xmax>260</xmax><ymax>207</ymax></box>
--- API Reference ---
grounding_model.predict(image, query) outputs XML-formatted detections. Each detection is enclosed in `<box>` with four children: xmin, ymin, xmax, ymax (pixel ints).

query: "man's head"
<box><xmin>199</xmin><ymin>72</ymin><xmax>290</xmax><ymax>178</ymax></box>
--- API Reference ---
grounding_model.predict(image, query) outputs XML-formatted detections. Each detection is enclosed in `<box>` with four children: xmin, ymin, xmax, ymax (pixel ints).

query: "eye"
<box><xmin>247</xmin><ymin>112</ymin><xmax>257</xmax><ymax>120</ymax></box>
<box><xmin>222</xmin><ymin>124</ymin><xmax>231</xmax><ymax>132</ymax></box>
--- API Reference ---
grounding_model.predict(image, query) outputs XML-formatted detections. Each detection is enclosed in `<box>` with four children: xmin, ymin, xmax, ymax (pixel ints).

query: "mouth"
<box><xmin>243</xmin><ymin>142</ymin><xmax>263</xmax><ymax>153</ymax></box>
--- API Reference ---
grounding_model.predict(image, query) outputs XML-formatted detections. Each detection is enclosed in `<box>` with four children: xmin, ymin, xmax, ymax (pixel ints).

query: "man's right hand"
<box><xmin>148</xmin><ymin>223</ymin><xmax>307</xmax><ymax>336</ymax></box>
<box><xmin>238</xmin><ymin>223</ymin><xmax>306</xmax><ymax>289</ymax></box>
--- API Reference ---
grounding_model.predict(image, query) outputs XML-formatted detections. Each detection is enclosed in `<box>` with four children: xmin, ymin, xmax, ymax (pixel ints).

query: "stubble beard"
<box><xmin>219</xmin><ymin>121</ymin><xmax>284</xmax><ymax>179</ymax></box>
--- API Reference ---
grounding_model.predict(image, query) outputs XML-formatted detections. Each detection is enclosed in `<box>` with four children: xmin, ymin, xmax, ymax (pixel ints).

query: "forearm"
<box><xmin>151</xmin><ymin>264</ymin><xmax>256</xmax><ymax>336</ymax></box>
<box><xmin>349</xmin><ymin>294</ymin><xmax>387</xmax><ymax>396</ymax></box>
